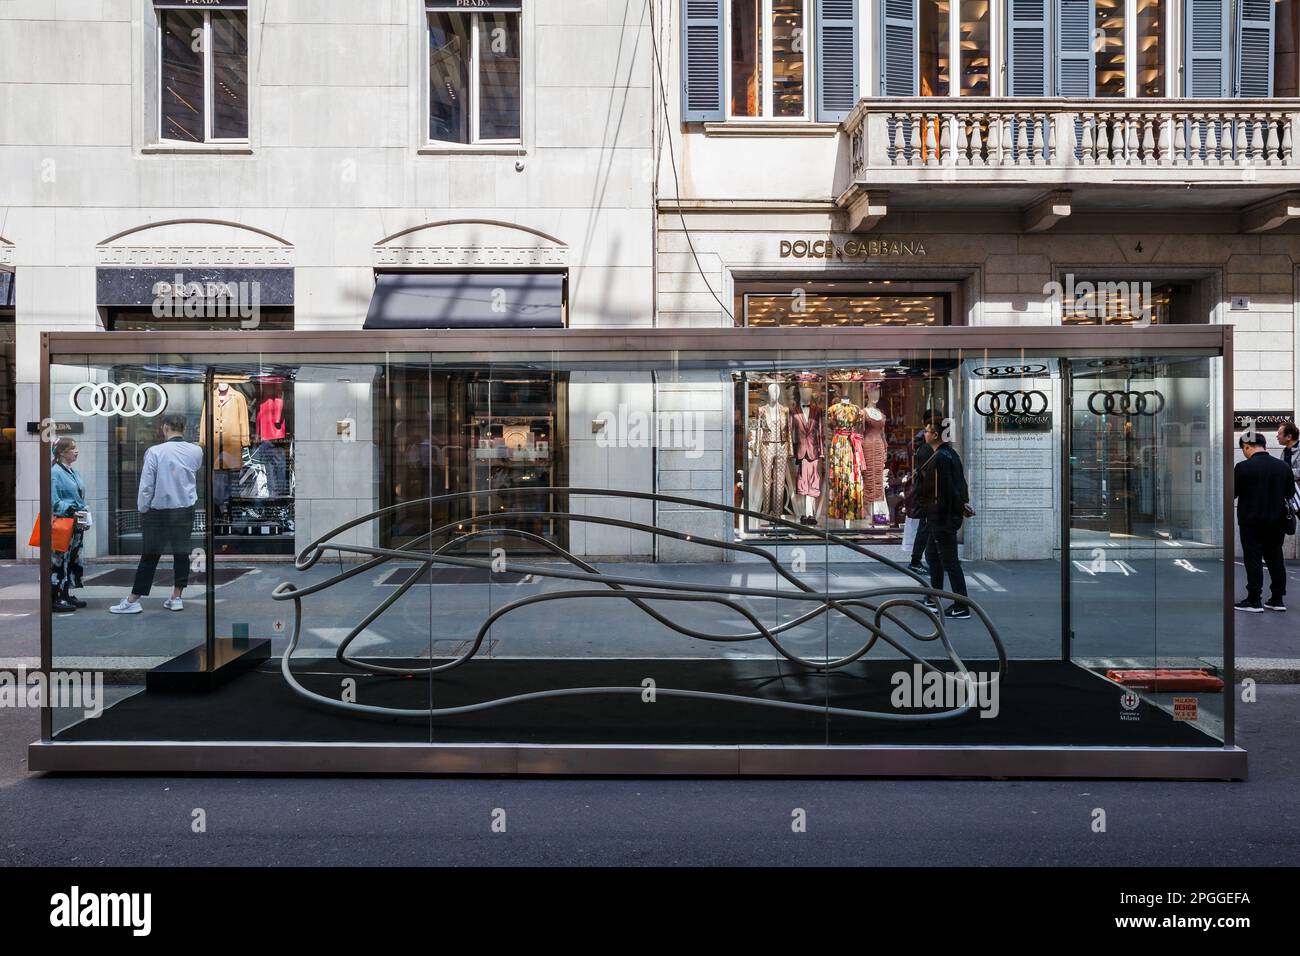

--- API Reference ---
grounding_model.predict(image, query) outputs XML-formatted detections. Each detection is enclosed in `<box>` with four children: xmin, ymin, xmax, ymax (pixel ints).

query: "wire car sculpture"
<box><xmin>271</xmin><ymin>488</ymin><xmax>1006</xmax><ymax>722</ymax></box>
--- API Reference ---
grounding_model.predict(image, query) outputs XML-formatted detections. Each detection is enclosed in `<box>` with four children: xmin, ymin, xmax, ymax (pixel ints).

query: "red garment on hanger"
<box><xmin>255</xmin><ymin>376</ymin><xmax>287</xmax><ymax>440</ymax></box>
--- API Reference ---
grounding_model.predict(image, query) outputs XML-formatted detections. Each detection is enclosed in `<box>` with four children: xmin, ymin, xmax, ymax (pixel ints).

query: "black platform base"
<box><xmin>145</xmin><ymin>638</ymin><xmax>272</xmax><ymax>692</ymax></box>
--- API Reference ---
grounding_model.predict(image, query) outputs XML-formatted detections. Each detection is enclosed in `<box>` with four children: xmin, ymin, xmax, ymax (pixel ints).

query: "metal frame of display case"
<box><xmin>32</xmin><ymin>325</ymin><xmax>1241</xmax><ymax>778</ymax></box>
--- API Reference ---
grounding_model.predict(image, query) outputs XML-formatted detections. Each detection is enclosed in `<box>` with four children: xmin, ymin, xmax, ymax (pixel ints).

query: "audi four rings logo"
<box><xmin>69</xmin><ymin>382</ymin><xmax>168</xmax><ymax>418</ymax></box>
<box><xmin>1087</xmin><ymin>390</ymin><xmax>1165</xmax><ymax>416</ymax></box>
<box><xmin>972</xmin><ymin>364</ymin><xmax>1049</xmax><ymax>378</ymax></box>
<box><xmin>974</xmin><ymin>390</ymin><xmax>1049</xmax><ymax>416</ymax></box>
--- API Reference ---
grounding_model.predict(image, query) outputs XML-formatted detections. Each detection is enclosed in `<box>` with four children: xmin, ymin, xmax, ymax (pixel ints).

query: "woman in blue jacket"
<box><xmin>50</xmin><ymin>437</ymin><xmax>87</xmax><ymax>612</ymax></box>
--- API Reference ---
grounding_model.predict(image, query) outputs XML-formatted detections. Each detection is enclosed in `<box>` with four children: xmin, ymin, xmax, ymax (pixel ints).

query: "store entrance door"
<box><xmin>378</xmin><ymin>367</ymin><xmax>566</xmax><ymax>552</ymax></box>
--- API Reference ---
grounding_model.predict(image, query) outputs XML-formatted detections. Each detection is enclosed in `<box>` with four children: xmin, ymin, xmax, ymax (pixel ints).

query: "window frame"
<box><xmin>156</xmin><ymin>6</ymin><xmax>250</xmax><ymax>146</ymax></box>
<box><xmin>425</xmin><ymin>3</ymin><xmax>524</xmax><ymax>147</ymax></box>
<box><xmin>724</xmin><ymin>0</ymin><xmax>814</xmax><ymax>121</ymax></box>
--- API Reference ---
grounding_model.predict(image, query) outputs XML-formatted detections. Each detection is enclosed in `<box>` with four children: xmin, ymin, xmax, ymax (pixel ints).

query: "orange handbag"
<box><xmin>28</xmin><ymin>516</ymin><xmax>75</xmax><ymax>553</ymax></box>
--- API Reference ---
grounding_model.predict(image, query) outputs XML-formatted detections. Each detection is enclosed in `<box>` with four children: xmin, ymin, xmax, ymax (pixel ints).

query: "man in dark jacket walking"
<box><xmin>916</xmin><ymin>417</ymin><xmax>971</xmax><ymax>619</ymax></box>
<box><xmin>1235</xmin><ymin>432</ymin><xmax>1296</xmax><ymax>612</ymax></box>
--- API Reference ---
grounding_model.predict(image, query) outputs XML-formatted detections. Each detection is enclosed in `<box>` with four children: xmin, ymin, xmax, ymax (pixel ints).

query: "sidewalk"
<box><xmin>2</xmin><ymin>557</ymin><xmax>1295</xmax><ymax>678</ymax></box>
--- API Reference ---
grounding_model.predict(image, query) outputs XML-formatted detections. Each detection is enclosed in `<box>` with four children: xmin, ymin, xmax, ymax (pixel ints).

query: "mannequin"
<box><xmin>200</xmin><ymin>380</ymin><xmax>250</xmax><ymax>518</ymax></box>
<box><xmin>862</xmin><ymin>383</ymin><xmax>890</xmax><ymax>524</ymax></box>
<box><xmin>751</xmin><ymin>382</ymin><xmax>792</xmax><ymax>519</ymax></box>
<box><xmin>790</xmin><ymin>384</ymin><xmax>823</xmax><ymax>525</ymax></box>
<box><xmin>825</xmin><ymin>387</ymin><xmax>865</xmax><ymax>525</ymax></box>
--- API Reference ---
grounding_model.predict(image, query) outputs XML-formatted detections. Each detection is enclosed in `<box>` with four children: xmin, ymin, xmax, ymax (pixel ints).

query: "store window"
<box><xmin>157</xmin><ymin>2</ymin><xmax>248</xmax><ymax>143</ymax></box>
<box><xmin>427</xmin><ymin>2</ymin><xmax>522</xmax><ymax>144</ymax></box>
<box><xmin>1054</xmin><ymin>277</ymin><xmax>1207</xmax><ymax>326</ymax></box>
<box><xmin>377</xmin><ymin>367</ymin><xmax>566</xmax><ymax>552</ymax></box>
<box><xmin>736</xmin><ymin>280</ymin><xmax>955</xmax><ymax>327</ymax></box>
<box><xmin>735</xmin><ymin>365</ymin><xmax>951</xmax><ymax>540</ymax></box>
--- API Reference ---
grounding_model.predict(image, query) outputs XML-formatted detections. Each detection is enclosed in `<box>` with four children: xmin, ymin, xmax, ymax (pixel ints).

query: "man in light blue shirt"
<box><xmin>111</xmin><ymin>414</ymin><xmax>205</xmax><ymax>614</ymax></box>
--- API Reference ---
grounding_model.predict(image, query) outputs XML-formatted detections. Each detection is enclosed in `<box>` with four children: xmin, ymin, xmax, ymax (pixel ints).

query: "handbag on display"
<box><xmin>29</xmin><ymin>515</ymin><xmax>75</xmax><ymax>553</ymax></box>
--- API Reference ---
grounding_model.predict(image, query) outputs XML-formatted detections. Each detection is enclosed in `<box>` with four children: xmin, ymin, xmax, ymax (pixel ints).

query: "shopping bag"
<box><xmin>901</xmin><ymin>516</ymin><xmax>918</xmax><ymax>551</ymax></box>
<box><xmin>28</xmin><ymin>515</ymin><xmax>75</xmax><ymax>553</ymax></box>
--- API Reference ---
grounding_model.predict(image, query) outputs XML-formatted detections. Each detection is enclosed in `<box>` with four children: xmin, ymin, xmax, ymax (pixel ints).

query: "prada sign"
<box><xmin>154</xmin><ymin>1</ymin><xmax>246</xmax><ymax>7</ymax></box>
<box><xmin>779</xmin><ymin>238</ymin><xmax>927</xmax><ymax>259</ymax></box>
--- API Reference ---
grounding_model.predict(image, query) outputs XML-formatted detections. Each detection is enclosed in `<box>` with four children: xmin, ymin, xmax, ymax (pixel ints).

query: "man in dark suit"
<box><xmin>1235</xmin><ymin>432</ymin><xmax>1296</xmax><ymax>612</ymax></box>
<box><xmin>916</xmin><ymin>417</ymin><xmax>971</xmax><ymax>619</ymax></box>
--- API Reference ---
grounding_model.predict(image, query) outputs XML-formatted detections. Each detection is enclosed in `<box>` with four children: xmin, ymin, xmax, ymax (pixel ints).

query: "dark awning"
<box><xmin>363</xmin><ymin>272</ymin><xmax>564</xmax><ymax>330</ymax></box>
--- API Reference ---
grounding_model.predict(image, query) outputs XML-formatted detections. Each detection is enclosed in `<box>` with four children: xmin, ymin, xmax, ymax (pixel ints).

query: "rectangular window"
<box><xmin>727</xmin><ymin>0</ymin><xmax>809</xmax><ymax>118</ymax></box>
<box><xmin>1095</xmin><ymin>0</ymin><xmax>1125</xmax><ymax>96</ymax></box>
<box><xmin>157</xmin><ymin>4</ymin><xmax>248</xmax><ymax>143</ymax></box>
<box><xmin>428</xmin><ymin>4</ymin><xmax>522</xmax><ymax>144</ymax></box>
<box><xmin>960</xmin><ymin>0</ymin><xmax>992</xmax><ymax>95</ymax></box>
<box><xmin>1135</xmin><ymin>0</ymin><xmax>1165</xmax><ymax>96</ymax></box>
<box><xmin>920</xmin><ymin>0</ymin><xmax>951</xmax><ymax>95</ymax></box>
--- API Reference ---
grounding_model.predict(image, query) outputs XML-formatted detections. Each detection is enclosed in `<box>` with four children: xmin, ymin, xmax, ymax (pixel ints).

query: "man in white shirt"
<box><xmin>111</xmin><ymin>414</ymin><xmax>205</xmax><ymax>614</ymax></box>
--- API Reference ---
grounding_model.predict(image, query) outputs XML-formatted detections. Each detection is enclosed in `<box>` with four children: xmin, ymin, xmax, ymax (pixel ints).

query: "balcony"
<box><xmin>839</xmin><ymin>99</ymin><xmax>1300</xmax><ymax>233</ymax></box>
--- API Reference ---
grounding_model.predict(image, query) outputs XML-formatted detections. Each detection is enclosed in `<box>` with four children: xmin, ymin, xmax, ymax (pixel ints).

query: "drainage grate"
<box><xmin>83</xmin><ymin>567</ymin><xmax>254</xmax><ymax>587</ymax></box>
<box><xmin>379</xmin><ymin>567</ymin><xmax>531</xmax><ymax>586</ymax></box>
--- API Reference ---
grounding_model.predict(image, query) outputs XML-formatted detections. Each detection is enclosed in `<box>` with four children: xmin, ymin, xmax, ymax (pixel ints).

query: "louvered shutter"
<box><xmin>879</xmin><ymin>0</ymin><xmax>918</xmax><ymax>96</ymax></box>
<box><xmin>1055</xmin><ymin>0</ymin><xmax>1095</xmax><ymax>96</ymax></box>
<box><xmin>1235</xmin><ymin>0</ymin><xmax>1275</xmax><ymax>97</ymax></box>
<box><xmin>1184</xmin><ymin>0</ymin><xmax>1229</xmax><ymax>97</ymax></box>
<box><xmin>681</xmin><ymin>0</ymin><xmax>724</xmax><ymax>121</ymax></box>
<box><xmin>1008</xmin><ymin>0</ymin><xmax>1050</xmax><ymax>96</ymax></box>
<box><xmin>816</xmin><ymin>0</ymin><xmax>859</xmax><ymax>121</ymax></box>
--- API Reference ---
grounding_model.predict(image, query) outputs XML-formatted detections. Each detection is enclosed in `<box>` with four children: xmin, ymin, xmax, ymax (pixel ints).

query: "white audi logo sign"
<box><xmin>69</xmin><ymin>382</ymin><xmax>168</xmax><ymax>418</ymax></box>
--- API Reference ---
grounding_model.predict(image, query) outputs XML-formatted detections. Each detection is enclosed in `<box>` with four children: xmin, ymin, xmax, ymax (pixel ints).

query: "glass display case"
<box><xmin>32</xmin><ymin>326</ymin><xmax>1240</xmax><ymax>779</ymax></box>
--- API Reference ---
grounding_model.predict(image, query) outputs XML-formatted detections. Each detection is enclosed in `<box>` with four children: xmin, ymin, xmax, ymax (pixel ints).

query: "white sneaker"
<box><xmin>163</xmin><ymin>597</ymin><xmax>184</xmax><ymax>611</ymax></box>
<box><xmin>109</xmin><ymin>599</ymin><xmax>142</xmax><ymax>614</ymax></box>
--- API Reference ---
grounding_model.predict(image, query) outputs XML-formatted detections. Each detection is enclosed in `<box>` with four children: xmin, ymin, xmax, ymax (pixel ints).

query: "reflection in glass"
<box><xmin>731</xmin><ymin>0</ymin><xmax>762</xmax><ymax>116</ymax></box>
<box><xmin>771</xmin><ymin>0</ymin><xmax>805</xmax><ymax>117</ymax></box>
<box><xmin>959</xmin><ymin>0</ymin><xmax>990</xmax><ymax>95</ymax></box>
<box><xmin>211</xmin><ymin>11</ymin><xmax>248</xmax><ymax>139</ymax></box>
<box><xmin>745</xmin><ymin>293</ymin><xmax>945</xmax><ymax>327</ymax></box>
<box><xmin>429</xmin><ymin>12</ymin><xmax>471</xmax><ymax>143</ymax></box>
<box><xmin>478</xmin><ymin>12</ymin><xmax>521</xmax><ymax>139</ymax></box>
<box><xmin>1136</xmin><ymin>0</ymin><xmax>1165</xmax><ymax>97</ymax></box>
<box><xmin>160</xmin><ymin>10</ymin><xmax>205</xmax><ymax>142</ymax></box>
<box><xmin>1096</xmin><ymin>0</ymin><xmax>1126</xmax><ymax>97</ymax></box>
<box><xmin>920</xmin><ymin>0</ymin><xmax>951</xmax><ymax>96</ymax></box>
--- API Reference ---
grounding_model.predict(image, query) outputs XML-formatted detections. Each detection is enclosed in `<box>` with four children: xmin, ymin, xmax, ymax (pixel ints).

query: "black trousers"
<box><xmin>910</xmin><ymin>517</ymin><xmax>931</xmax><ymax>565</ymax></box>
<box><xmin>925</xmin><ymin>516</ymin><xmax>968</xmax><ymax>597</ymax></box>
<box><xmin>1240</xmin><ymin>522</ymin><xmax>1286</xmax><ymax>601</ymax></box>
<box><xmin>132</xmin><ymin>507</ymin><xmax>194</xmax><ymax>596</ymax></box>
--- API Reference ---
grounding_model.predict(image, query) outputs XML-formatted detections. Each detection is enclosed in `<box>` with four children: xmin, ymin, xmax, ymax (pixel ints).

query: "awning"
<box><xmin>363</xmin><ymin>272</ymin><xmax>564</xmax><ymax>330</ymax></box>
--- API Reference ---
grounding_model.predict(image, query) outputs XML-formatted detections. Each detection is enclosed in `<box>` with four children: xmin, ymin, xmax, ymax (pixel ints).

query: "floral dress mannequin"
<box><xmin>825</xmin><ymin>398</ymin><xmax>865</xmax><ymax>521</ymax></box>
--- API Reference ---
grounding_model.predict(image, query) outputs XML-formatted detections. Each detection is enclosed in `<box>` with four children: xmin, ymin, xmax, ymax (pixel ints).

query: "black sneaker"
<box><xmin>52</xmin><ymin>598</ymin><xmax>78</xmax><ymax>613</ymax></box>
<box><xmin>920</xmin><ymin>597</ymin><xmax>940</xmax><ymax>612</ymax></box>
<box><xmin>943</xmin><ymin>604</ymin><xmax>972</xmax><ymax>619</ymax></box>
<box><xmin>1234</xmin><ymin>599</ymin><xmax>1264</xmax><ymax>613</ymax></box>
<box><xmin>69</xmin><ymin>595</ymin><xmax>87</xmax><ymax>608</ymax></box>
<box><xmin>1264</xmin><ymin>598</ymin><xmax>1286</xmax><ymax>612</ymax></box>
<box><xmin>906</xmin><ymin>562</ymin><xmax>927</xmax><ymax>574</ymax></box>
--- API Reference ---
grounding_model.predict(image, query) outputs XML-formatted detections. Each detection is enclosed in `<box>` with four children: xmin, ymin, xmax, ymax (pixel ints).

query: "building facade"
<box><xmin>0</xmin><ymin>0</ymin><xmax>656</xmax><ymax>561</ymax></box>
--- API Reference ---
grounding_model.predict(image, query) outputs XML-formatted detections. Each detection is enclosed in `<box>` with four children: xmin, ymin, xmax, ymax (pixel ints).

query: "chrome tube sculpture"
<box><xmin>271</xmin><ymin>488</ymin><xmax>1006</xmax><ymax>722</ymax></box>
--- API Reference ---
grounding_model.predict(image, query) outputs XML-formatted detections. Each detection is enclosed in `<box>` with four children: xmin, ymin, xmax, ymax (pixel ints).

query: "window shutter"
<box><xmin>1235</xmin><ymin>0</ymin><xmax>1275</xmax><ymax>97</ymax></box>
<box><xmin>879</xmin><ymin>0</ymin><xmax>917</xmax><ymax>96</ymax></box>
<box><xmin>1055</xmin><ymin>0</ymin><xmax>1095</xmax><ymax>96</ymax></box>
<box><xmin>1007</xmin><ymin>0</ymin><xmax>1050</xmax><ymax>96</ymax></box>
<box><xmin>681</xmin><ymin>0</ymin><xmax>724</xmax><ymax>121</ymax></box>
<box><xmin>1184</xmin><ymin>0</ymin><xmax>1229</xmax><ymax>97</ymax></box>
<box><xmin>816</xmin><ymin>0</ymin><xmax>859</xmax><ymax>121</ymax></box>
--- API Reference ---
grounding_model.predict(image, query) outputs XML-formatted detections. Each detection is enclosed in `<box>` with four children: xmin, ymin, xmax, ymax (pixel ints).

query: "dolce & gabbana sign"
<box><xmin>779</xmin><ymin>238</ymin><xmax>927</xmax><ymax>259</ymax></box>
